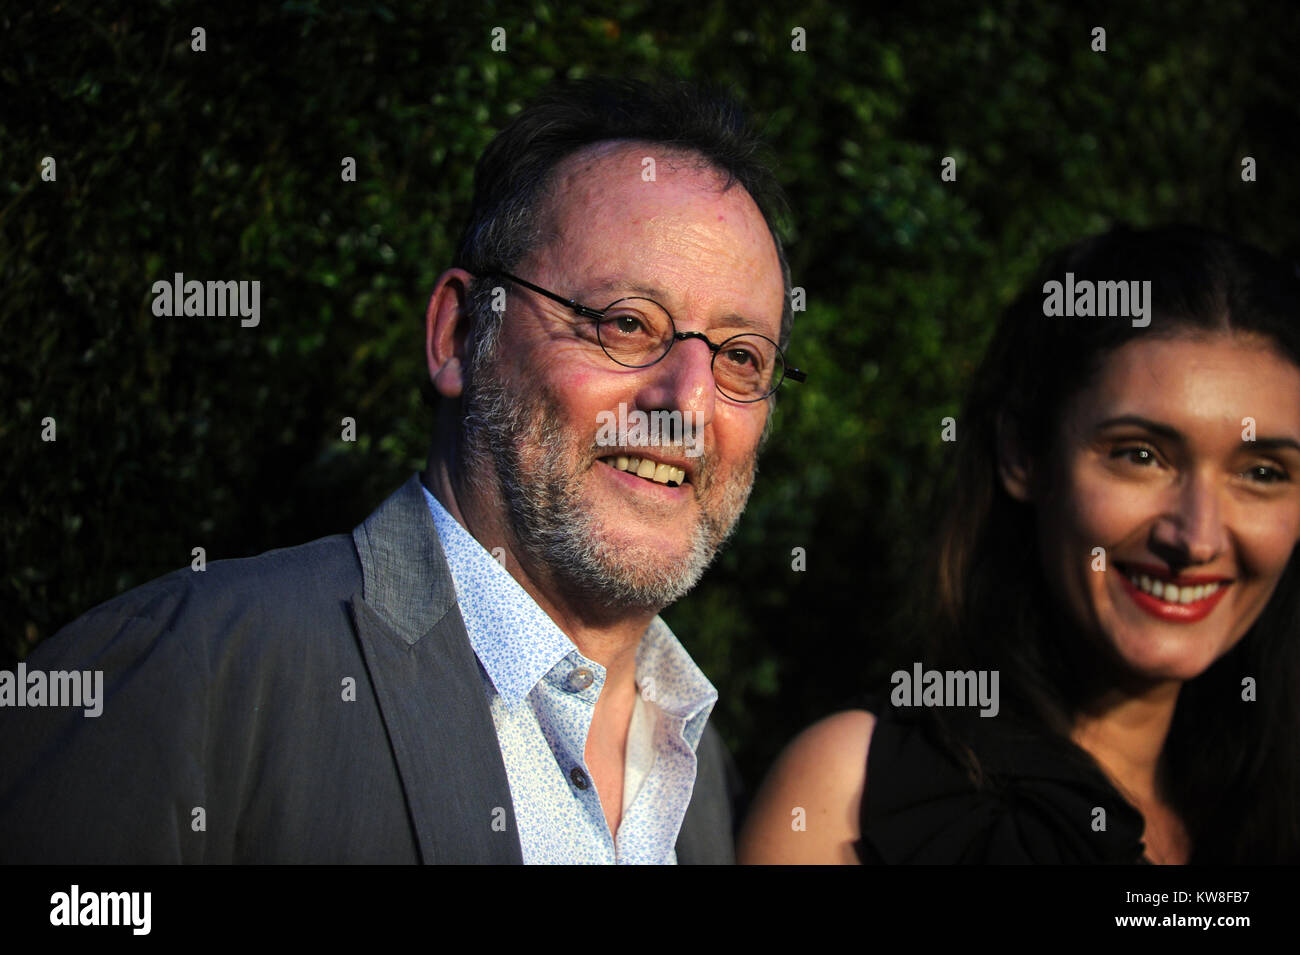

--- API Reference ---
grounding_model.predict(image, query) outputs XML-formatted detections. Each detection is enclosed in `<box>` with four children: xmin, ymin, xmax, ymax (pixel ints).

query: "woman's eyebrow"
<box><xmin>1096</xmin><ymin>415</ymin><xmax>1300</xmax><ymax>453</ymax></box>
<box><xmin>1251</xmin><ymin>436</ymin><xmax>1300</xmax><ymax>454</ymax></box>
<box><xmin>1095</xmin><ymin>415</ymin><xmax>1182</xmax><ymax>441</ymax></box>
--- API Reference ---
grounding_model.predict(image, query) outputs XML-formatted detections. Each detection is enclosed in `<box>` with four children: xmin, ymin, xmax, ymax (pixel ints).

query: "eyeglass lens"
<box><xmin>594</xmin><ymin>298</ymin><xmax>785</xmax><ymax>401</ymax></box>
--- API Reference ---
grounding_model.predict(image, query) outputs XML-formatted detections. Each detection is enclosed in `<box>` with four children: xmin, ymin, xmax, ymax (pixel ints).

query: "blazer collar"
<box><xmin>348</xmin><ymin>472</ymin><xmax>731</xmax><ymax>864</ymax></box>
<box><xmin>349</xmin><ymin>473</ymin><xmax>522</xmax><ymax>863</ymax></box>
<box><xmin>351</xmin><ymin>472</ymin><xmax>458</xmax><ymax>644</ymax></box>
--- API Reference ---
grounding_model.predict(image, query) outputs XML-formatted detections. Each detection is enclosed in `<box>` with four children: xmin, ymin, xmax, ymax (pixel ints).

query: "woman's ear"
<box><xmin>996</xmin><ymin>413</ymin><xmax>1034</xmax><ymax>502</ymax></box>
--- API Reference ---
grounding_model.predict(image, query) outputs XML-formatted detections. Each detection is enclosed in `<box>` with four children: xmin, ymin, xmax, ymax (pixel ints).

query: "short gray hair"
<box><xmin>453</xmin><ymin>77</ymin><xmax>794</xmax><ymax>352</ymax></box>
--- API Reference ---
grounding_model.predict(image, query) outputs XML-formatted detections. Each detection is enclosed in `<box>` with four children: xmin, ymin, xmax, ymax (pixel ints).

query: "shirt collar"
<box><xmin>635</xmin><ymin>616</ymin><xmax>718</xmax><ymax>747</ymax></box>
<box><xmin>422</xmin><ymin>485</ymin><xmax>718</xmax><ymax>734</ymax></box>
<box><xmin>423</xmin><ymin>485</ymin><xmax>574</xmax><ymax>706</ymax></box>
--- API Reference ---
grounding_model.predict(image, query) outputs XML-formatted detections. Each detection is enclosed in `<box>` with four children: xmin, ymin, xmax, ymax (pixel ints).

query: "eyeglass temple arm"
<box><xmin>487</xmin><ymin>270</ymin><xmax>606</xmax><ymax>320</ymax></box>
<box><xmin>477</xmin><ymin>269</ymin><xmax>807</xmax><ymax>384</ymax></box>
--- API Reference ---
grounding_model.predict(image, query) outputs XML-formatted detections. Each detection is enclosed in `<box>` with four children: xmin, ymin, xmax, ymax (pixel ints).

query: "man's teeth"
<box><xmin>605</xmin><ymin>456</ymin><xmax>687</xmax><ymax>487</ymax></box>
<box><xmin>1126</xmin><ymin>571</ymin><xmax>1223</xmax><ymax>604</ymax></box>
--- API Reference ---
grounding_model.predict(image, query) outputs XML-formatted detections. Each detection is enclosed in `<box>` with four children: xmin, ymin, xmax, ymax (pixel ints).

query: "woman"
<box><xmin>739</xmin><ymin>225</ymin><xmax>1300</xmax><ymax>864</ymax></box>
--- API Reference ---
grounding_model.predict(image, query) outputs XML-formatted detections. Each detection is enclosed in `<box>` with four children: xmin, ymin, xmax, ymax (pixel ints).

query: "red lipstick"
<box><xmin>1115</xmin><ymin>563</ymin><xmax>1232</xmax><ymax>624</ymax></box>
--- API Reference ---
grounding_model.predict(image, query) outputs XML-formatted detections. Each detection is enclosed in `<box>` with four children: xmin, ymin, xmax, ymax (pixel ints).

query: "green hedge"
<box><xmin>4</xmin><ymin>0</ymin><xmax>1297</xmax><ymax>784</ymax></box>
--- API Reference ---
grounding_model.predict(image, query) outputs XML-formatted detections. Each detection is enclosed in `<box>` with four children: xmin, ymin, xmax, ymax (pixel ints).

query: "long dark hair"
<box><xmin>899</xmin><ymin>224</ymin><xmax>1300</xmax><ymax>863</ymax></box>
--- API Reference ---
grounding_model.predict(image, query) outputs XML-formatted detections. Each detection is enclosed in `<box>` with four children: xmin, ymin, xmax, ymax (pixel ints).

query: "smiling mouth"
<box><xmin>1115</xmin><ymin>562</ymin><xmax>1233</xmax><ymax>623</ymax></box>
<box><xmin>599</xmin><ymin>455</ymin><xmax>688</xmax><ymax>488</ymax></box>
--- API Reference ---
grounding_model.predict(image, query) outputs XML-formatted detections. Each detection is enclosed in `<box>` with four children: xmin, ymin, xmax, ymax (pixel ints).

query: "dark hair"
<box><xmin>451</xmin><ymin>76</ymin><xmax>794</xmax><ymax>350</ymax></box>
<box><xmin>909</xmin><ymin>224</ymin><xmax>1300</xmax><ymax>863</ymax></box>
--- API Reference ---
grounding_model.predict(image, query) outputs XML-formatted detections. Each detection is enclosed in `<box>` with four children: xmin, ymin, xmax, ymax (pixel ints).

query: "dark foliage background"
<box><xmin>4</xmin><ymin>0</ymin><xmax>1298</xmax><ymax>788</ymax></box>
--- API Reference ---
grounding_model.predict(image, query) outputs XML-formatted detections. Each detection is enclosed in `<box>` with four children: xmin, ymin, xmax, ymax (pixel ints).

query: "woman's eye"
<box><xmin>1244</xmin><ymin>464</ymin><xmax>1290</xmax><ymax>484</ymax></box>
<box><xmin>1112</xmin><ymin>446</ymin><xmax>1158</xmax><ymax>466</ymax></box>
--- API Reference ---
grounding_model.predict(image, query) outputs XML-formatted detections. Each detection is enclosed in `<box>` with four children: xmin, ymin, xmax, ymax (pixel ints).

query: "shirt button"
<box><xmin>565</xmin><ymin>667</ymin><xmax>595</xmax><ymax>692</ymax></box>
<box><xmin>570</xmin><ymin>767</ymin><xmax>590</xmax><ymax>790</ymax></box>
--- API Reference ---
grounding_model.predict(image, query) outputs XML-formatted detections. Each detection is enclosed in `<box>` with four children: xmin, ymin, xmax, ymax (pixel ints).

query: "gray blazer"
<box><xmin>0</xmin><ymin>474</ymin><xmax>738</xmax><ymax>863</ymax></box>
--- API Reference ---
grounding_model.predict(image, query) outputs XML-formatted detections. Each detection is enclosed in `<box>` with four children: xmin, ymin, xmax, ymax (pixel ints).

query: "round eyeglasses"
<box><xmin>475</xmin><ymin>271</ymin><xmax>806</xmax><ymax>402</ymax></box>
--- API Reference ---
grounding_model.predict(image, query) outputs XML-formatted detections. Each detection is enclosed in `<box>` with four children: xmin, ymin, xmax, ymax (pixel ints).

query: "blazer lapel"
<box><xmin>349</xmin><ymin>474</ymin><xmax>522</xmax><ymax>863</ymax></box>
<box><xmin>674</xmin><ymin>724</ymin><xmax>737</xmax><ymax>864</ymax></box>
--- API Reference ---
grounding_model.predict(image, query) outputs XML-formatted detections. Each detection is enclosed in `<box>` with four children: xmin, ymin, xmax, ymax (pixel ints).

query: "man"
<box><xmin>0</xmin><ymin>78</ymin><xmax>801</xmax><ymax>863</ymax></box>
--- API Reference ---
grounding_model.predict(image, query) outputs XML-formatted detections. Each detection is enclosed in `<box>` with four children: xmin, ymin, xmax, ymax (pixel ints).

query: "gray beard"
<box><xmin>458</xmin><ymin>361</ymin><xmax>756</xmax><ymax>613</ymax></box>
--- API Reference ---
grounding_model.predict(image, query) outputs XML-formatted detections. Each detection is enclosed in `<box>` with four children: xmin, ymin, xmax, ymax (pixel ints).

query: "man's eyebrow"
<box><xmin>1096</xmin><ymin>415</ymin><xmax>1300</xmax><ymax>453</ymax></box>
<box><xmin>580</xmin><ymin>278</ymin><xmax>771</xmax><ymax>331</ymax></box>
<box><xmin>582</xmin><ymin>278</ymin><xmax>664</xmax><ymax>300</ymax></box>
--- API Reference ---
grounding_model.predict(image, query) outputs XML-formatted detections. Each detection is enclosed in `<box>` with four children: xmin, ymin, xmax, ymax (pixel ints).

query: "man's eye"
<box><xmin>721</xmin><ymin>347</ymin><xmax>757</xmax><ymax>368</ymax></box>
<box><xmin>607</xmin><ymin>313</ymin><xmax>650</xmax><ymax>336</ymax></box>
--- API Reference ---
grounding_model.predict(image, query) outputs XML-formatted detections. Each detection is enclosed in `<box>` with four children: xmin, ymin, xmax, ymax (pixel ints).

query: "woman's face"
<box><xmin>1010</xmin><ymin>331</ymin><xmax>1300</xmax><ymax>684</ymax></box>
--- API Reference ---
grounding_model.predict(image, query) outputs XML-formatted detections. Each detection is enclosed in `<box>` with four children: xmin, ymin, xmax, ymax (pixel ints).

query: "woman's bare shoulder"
<box><xmin>737</xmin><ymin>709</ymin><xmax>877</xmax><ymax>864</ymax></box>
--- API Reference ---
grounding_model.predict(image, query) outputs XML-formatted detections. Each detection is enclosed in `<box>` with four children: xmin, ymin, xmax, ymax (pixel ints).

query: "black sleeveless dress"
<box><xmin>855</xmin><ymin>697</ymin><xmax>1150</xmax><ymax>864</ymax></box>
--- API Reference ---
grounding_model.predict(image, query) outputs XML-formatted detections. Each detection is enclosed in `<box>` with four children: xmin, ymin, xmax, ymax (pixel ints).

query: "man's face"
<box><xmin>461</xmin><ymin>142</ymin><xmax>786</xmax><ymax>612</ymax></box>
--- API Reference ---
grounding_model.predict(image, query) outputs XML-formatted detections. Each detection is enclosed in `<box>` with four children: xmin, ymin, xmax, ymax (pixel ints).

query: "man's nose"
<box><xmin>1150</xmin><ymin>471</ymin><xmax>1229</xmax><ymax>567</ymax></box>
<box><xmin>634</xmin><ymin>336</ymin><xmax>717</xmax><ymax>429</ymax></box>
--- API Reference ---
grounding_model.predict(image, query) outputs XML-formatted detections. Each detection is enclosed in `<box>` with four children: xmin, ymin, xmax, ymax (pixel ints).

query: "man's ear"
<box><xmin>425</xmin><ymin>268</ymin><xmax>476</xmax><ymax>398</ymax></box>
<box><xmin>996</xmin><ymin>413</ymin><xmax>1034</xmax><ymax>502</ymax></box>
